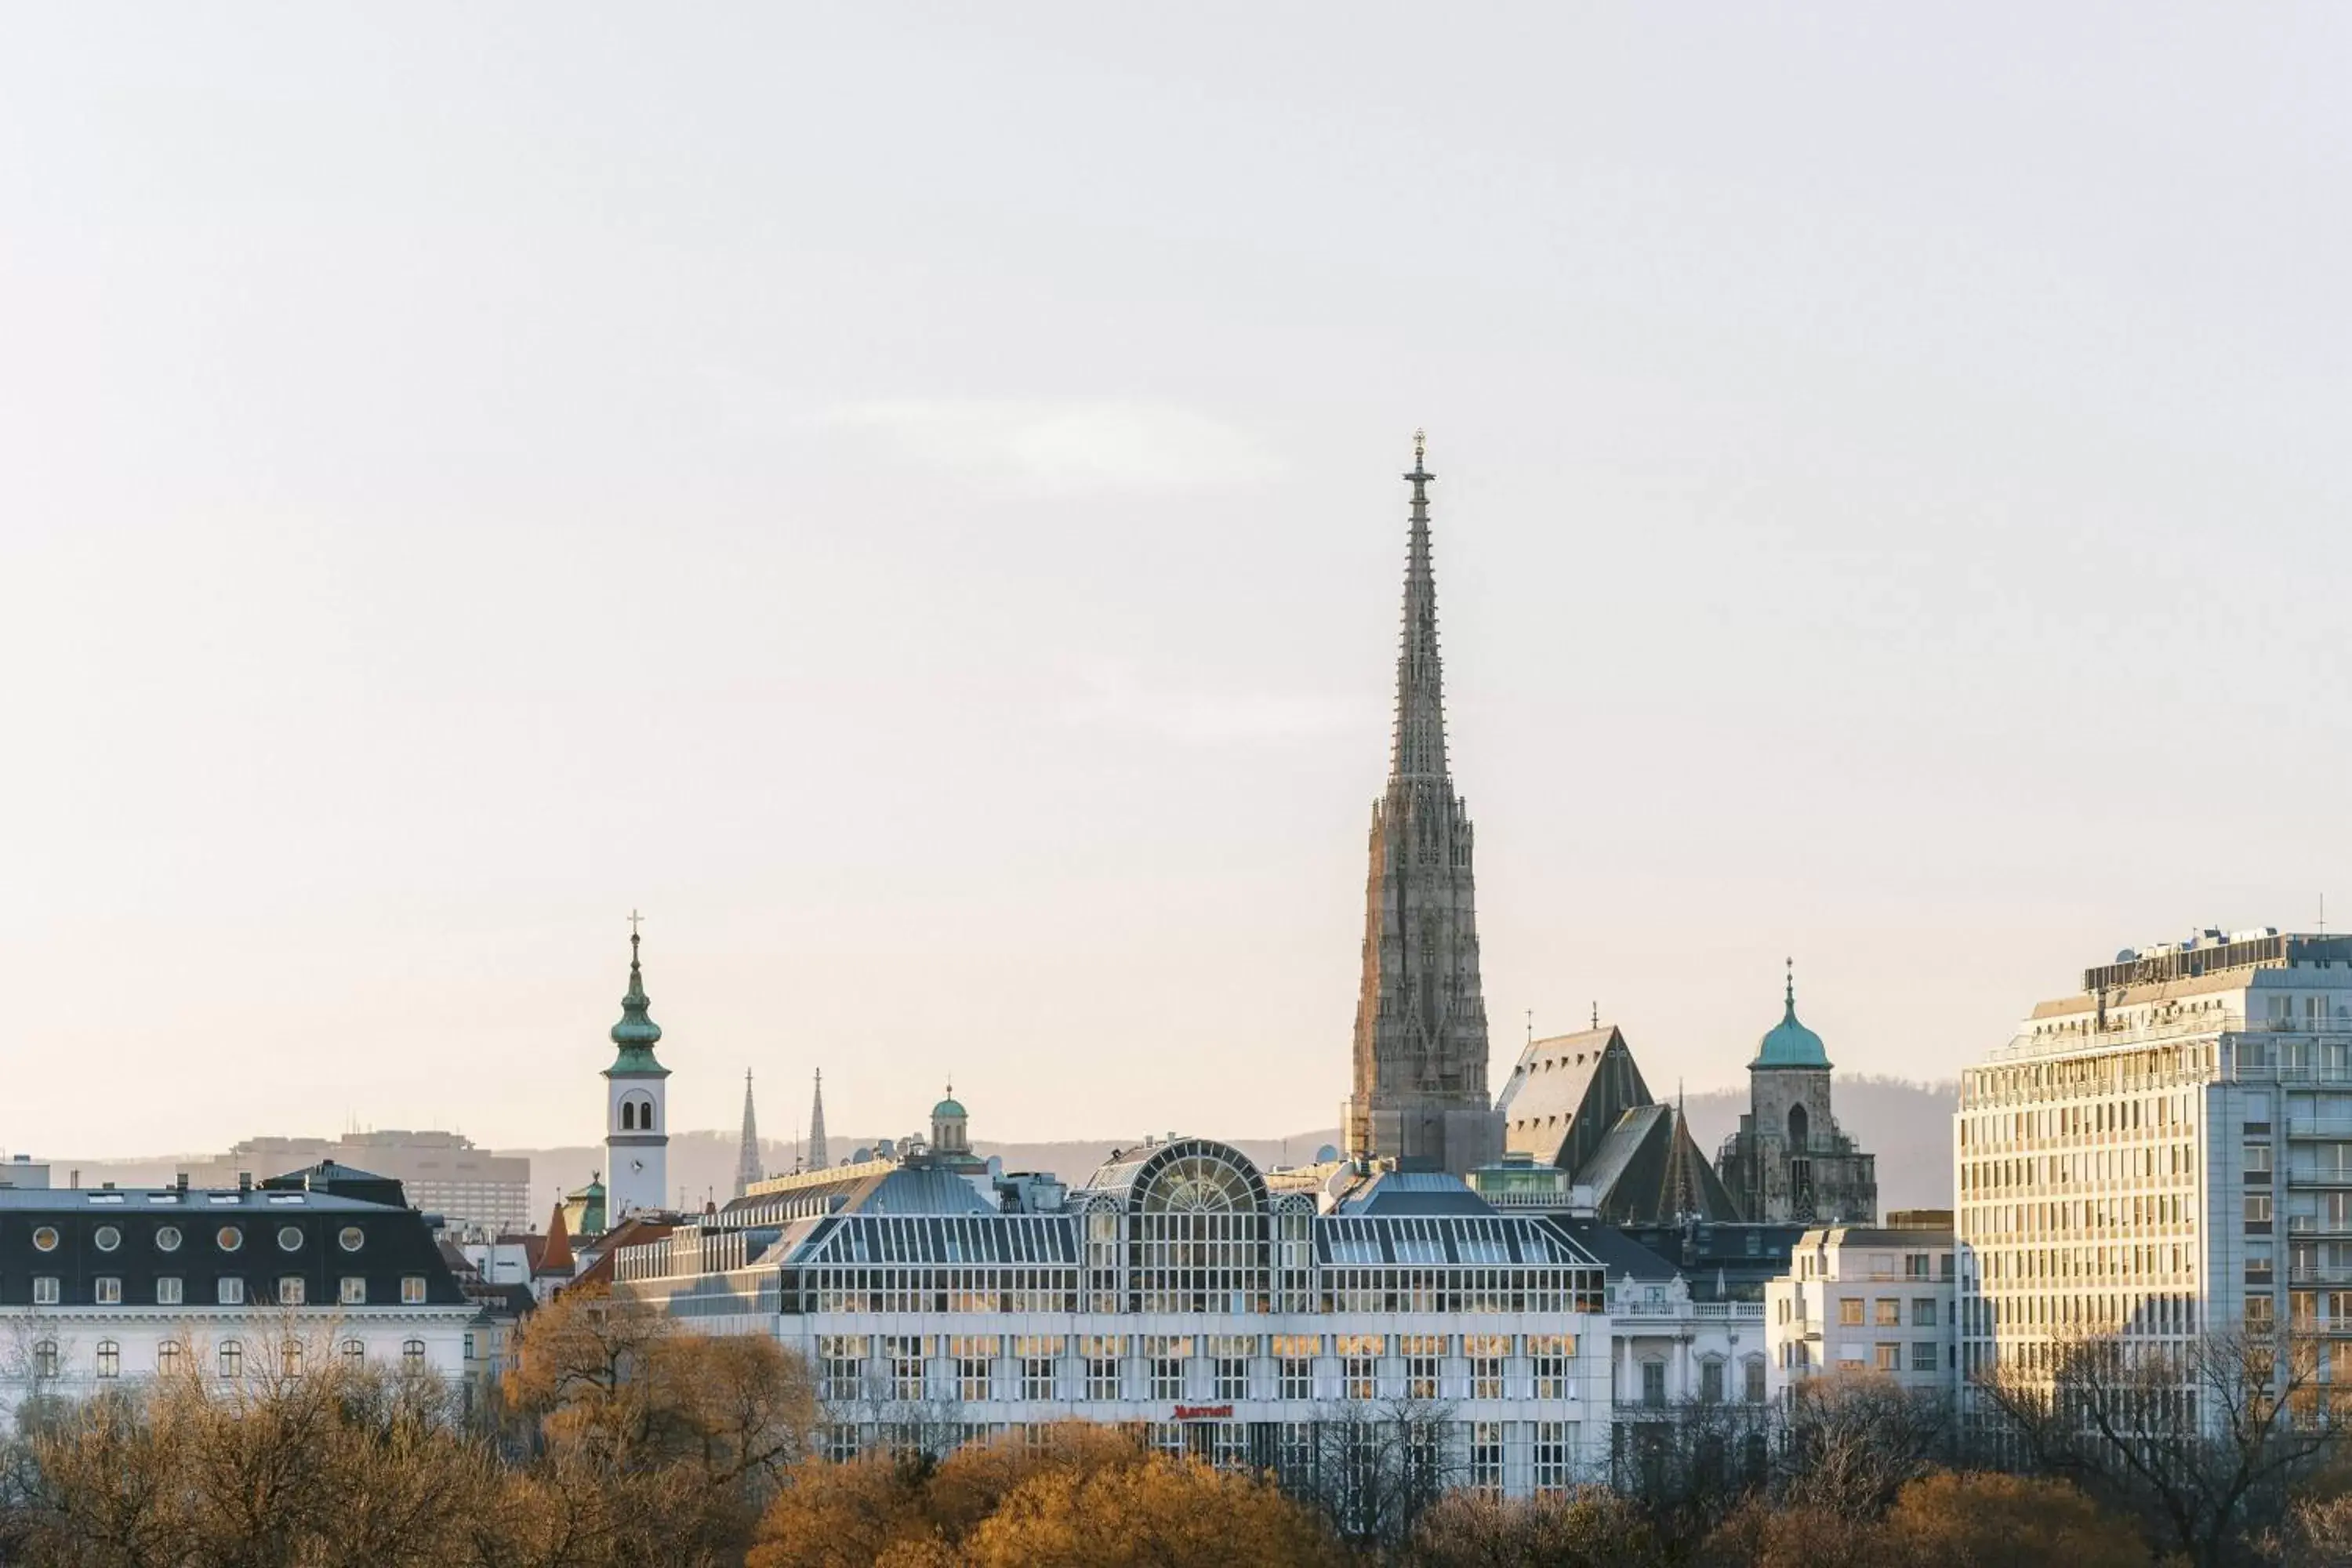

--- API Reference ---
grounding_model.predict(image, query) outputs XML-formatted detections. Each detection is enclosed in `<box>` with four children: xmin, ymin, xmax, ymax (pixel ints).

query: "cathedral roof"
<box><xmin>1752</xmin><ymin>965</ymin><xmax>1831</xmax><ymax>1070</ymax></box>
<box><xmin>1496</xmin><ymin>1025</ymin><xmax>1651</xmax><ymax>1174</ymax></box>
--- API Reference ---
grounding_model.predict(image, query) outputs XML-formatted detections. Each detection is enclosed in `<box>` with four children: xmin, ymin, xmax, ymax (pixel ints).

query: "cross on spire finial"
<box><xmin>1784</xmin><ymin>956</ymin><xmax>1795</xmax><ymax>1007</ymax></box>
<box><xmin>1414</xmin><ymin>427</ymin><xmax>1426</xmax><ymax>466</ymax></box>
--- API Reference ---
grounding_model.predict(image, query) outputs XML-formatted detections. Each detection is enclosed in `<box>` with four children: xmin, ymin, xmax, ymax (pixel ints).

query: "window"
<box><xmin>1212</xmin><ymin>1335</ymin><xmax>1251</xmax><ymax>1400</ymax></box>
<box><xmin>343</xmin><ymin>1338</ymin><xmax>365</xmax><ymax>1367</ymax></box>
<box><xmin>277</xmin><ymin>1225</ymin><xmax>303</xmax><ymax>1253</ymax></box>
<box><xmin>1274</xmin><ymin>1335</ymin><xmax>1316</xmax><ymax>1401</ymax></box>
<box><xmin>1700</xmin><ymin>1359</ymin><xmax>1725</xmax><ymax>1403</ymax></box>
<box><xmin>819</xmin><ymin>1335</ymin><xmax>867</xmax><ymax>1401</ymax></box>
<box><xmin>32</xmin><ymin>1341</ymin><xmax>59</xmax><ymax>1377</ymax></box>
<box><xmin>401</xmin><ymin>1339</ymin><xmax>426</xmax><ymax>1372</ymax></box>
<box><xmin>278</xmin><ymin>1277</ymin><xmax>305</xmax><ymax>1306</ymax></box>
<box><xmin>95</xmin><ymin>1276</ymin><xmax>122</xmax><ymax>1305</ymax></box>
<box><xmin>90</xmin><ymin>1339</ymin><xmax>115</xmax><ymax>1379</ymax></box>
<box><xmin>1904</xmin><ymin>1253</ymin><xmax>1932</xmax><ymax>1279</ymax></box>
<box><xmin>1875</xmin><ymin>1298</ymin><xmax>1900</xmax><ymax>1327</ymax></box>
<box><xmin>1338</xmin><ymin>1334</ymin><xmax>1381</xmax><ymax>1400</ymax></box>
<box><xmin>216</xmin><ymin>1225</ymin><xmax>243</xmax><ymax>1253</ymax></box>
<box><xmin>1528</xmin><ymin>1334</ymin><xmax>1570</xmax><ymax>1399</ymax></box>
<box><xmin>1534</xmin><ymin>1421</ymin><xmax>1573</xmax><ymax>1493</ymax></box>
<box><xmin>219</xmin><ymin>1341</ymin><xmax>244</xmax><ymax>1378</ymax></box>
<box><xmin>2248</xmin><ymin>1194</ymin><xmax>2275</xmax><ymax>1229</ymax></box>
<box><xmin>93</xmin><ymin>1225</ymin><xmax>121</xmax><ymax>1253</ymax></box>
<box><xmin>1838</xmin><ymin>1298</ymin><xmax>1863</xmax><ymax>1327</ymax></box>
<box><xmin>1147</xmin><ymin>1335</ymin><xmax>1190</xmax><ymax>1400</ymax></box>
<box><xmin>887</xmin><ymin>1335</ymin><xmax>925</xmax><ymax>1400</ymax></box>
<box><xmin>339</xmin><ymin>1276</ymin><xmax>365</xmax><ymax>1305</ymax></box>
<box><xmin>1402</xmin><ymin>1334</ymin><xmax>1444</xmax><ymax>1399</ymax></box>
<box><xmin>1744</xmin><ymin>1358</ymin><xmax>1767</xmax><ymax>1403</ymax></box>
<box><xmin>400</xmin><ymin>1276</ymin><xmax>426</xmax><ymax>1305</ymax></box>
<box><xmin>1470</xmin><ymin>1422</ymin><xmax>1504</xmax><ymax>1494</ymax></box>
<box><xmin>157</xmin><ymin>1341</ymin><xmax>183</xmax><ymax>1377</ymax></box>
<box><xmin>1875</xmin><ymin>1343</ymin><xmax>1900</xmax><ymax>1373</ymax></box>
<box><xmin>218</xmin><ymin>1278</ymin><xmax>245</xmax><ymax>1305</ymax></box>
<box><xmin>1911</xmin><ymin>1298</ymin><xmax>1937</xmax><ymax>1327</ymax></box>
<box><xmin>1083</xmin><ymin>1336</ymin><xmax>1123</xmax><ymax>1401</ymax></box>
<box><xmin>1465</xmin><ymin>1334</ymin><xmax>1506</xmax><ymax>1399</ymax></box>
<box><xmin>31</xmin><ymin>1226</ymin><xmax>58</xmax><ymax>1253</ymax></box>
<box><xmin>1018</xmin><ymin>1337</ymin><xmax>1059</xmax><ymax>1401</ymax></box>
<box><xmin>154</xmin><ymin>1225</ymin><xmax>182</xmax><ymax>1252</ymax></box>
<box><xmin>951</xmin><ymin>1336</ymin><xmax>995</xmax><ymax>1403</ymax></box>
<box><xmin>1911</xmin><ymin>1341</ymin><xmax>1938</xmax><ymax>1374</ymax></box>
<box><xmin>1641</xmin><ymin>1359</ymin><xmax>1668</xmax><ymax>1407</ymax></box>
<box><xmin>2247</xmin><ymin>1142</ymin><xmax>2274</xmax><ymax>1176</ymax></box>
<box><xmin>338</xmin><ymin>1225</ymin><xmax>365</xmax><ymax>1253</ymax></box>
<box><xmin>281</xmin><ymin>1341</ymin><xmax>304</xmax><ymax>1377</ymax></box>
<box><xmin>33</xmin><ymin>1276</ymin><xmax>59</xmax><ymax>1305</ymax></box>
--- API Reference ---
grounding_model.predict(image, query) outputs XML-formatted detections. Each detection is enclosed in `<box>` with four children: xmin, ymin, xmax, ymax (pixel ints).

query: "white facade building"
<box><xmin>1766</xmin><ymin>1217</ymin><xmax>1955</xmax><ymax>1399</ymax></box>
<box><xmin>0</xmin><ymin>1170</ymin><xmax>475</xmax><ymax>1425</ymax></box>
<box><xmin>1955</xmin><ymin>929</ymin><xmax>2352</xmax><ymax>1399</ymax></box>
<box><xmin>618</xmin><ymin>1136</ymin><xmax>1614</xmax><ymax>1494</ymax></box>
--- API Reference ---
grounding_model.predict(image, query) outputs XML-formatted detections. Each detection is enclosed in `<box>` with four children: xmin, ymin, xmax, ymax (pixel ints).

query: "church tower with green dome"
<box><xmin>1714</xmin><ymin>961</ymin><xmax>1877</xmax><ymax>1222</ymax></box>
<box><xmin>603</xmin><ymin>919</ymin><xmax>670</xmax><ymax>1222</ymax></box>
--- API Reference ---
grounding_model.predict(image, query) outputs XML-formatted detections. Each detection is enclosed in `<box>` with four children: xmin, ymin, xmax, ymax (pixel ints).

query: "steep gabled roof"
<box><xmin>1495</xmin><ymin>1025</ymin><xmax>1653</xmax><ymax>1174</ymax></box>
<box><xmin>534</xmin><ymin>1200</ymin><xmax>575</xmax><ymax>1276</ymax></box>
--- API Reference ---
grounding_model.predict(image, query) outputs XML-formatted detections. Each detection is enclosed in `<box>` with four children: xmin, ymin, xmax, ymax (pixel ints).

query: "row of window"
<box><xmin>27</xmin><ymin>1337</ymin><xmax>432</xmax><ymax>1379</ymax></box>
<box><xmin>24</xmin><ymin>1275</ymin><xmax>430</xmax><ymax>1306</ymax></box>
<box><xmin>29</xmin><ymin>1223</ymin><xmax>368</xmax><ymax>1255</ymax></box>
<box><xmin>815</xmin><ymin>1332</ymin><xmax>1581</xmax><ymax>1405</ymax></box>
<box><xmin>1789</xmin><ymin>1340</ymin><xmax>1945</xmax><ymax>1374</ymax></box>
<box><xmin>1814</xmin><ymin>1296</ymin><xmax>1942</xmax><ymax>1328</ymax></box>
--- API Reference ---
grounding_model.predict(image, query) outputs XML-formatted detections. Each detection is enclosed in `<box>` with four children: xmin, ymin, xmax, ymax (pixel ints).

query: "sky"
<box><xmin>4</xmin><ymin>6</ymin><xmax>2349</xmax><ymax>1158</ymax></box>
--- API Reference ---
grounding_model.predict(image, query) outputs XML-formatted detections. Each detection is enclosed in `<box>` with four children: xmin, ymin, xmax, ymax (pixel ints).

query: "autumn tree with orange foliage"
<box><xmin>964</xmin><ymin>1450</ymin><xmax>1341</xmax><ymax>1568</ymax></box>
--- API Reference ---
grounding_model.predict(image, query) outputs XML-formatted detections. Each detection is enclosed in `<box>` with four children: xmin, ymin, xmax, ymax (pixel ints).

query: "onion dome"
<box><xmin>1751</xmin><ymin>960</ymin><xmax>1832</xmax><ymax>1070</ymax></box>
<box><xmin>607</xmin><ymin>927</ymin><xmax>670</xmax><ymax>1076</ymax></box>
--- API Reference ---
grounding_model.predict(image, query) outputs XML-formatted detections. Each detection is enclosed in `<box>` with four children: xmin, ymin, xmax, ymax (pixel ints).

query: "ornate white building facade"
<box><xmin>618</xmin><ymin>1135</ymin><xmax>1613</xmax><ymax>1493</ymax></box>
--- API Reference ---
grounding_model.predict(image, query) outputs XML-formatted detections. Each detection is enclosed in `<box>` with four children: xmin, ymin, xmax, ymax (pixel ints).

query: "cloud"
<box><xmin>826</xmin><ymin>399</ymin><xmax>1281</xmax><ymax>493</ymax></box>
<box><xmin>1062</xmin><ymin>663</ymin><xmax>1371</xmax><ymax>746</ymax></box>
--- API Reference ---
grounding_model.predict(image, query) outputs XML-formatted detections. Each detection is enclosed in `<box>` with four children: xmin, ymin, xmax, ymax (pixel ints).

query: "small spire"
<box><xmin>608</xmin><ymin>919</ymin><xmax>663</xmax><ymax>1058</ymax></box>
<box><xmin>1784</xmin><ymin>956</ymin><xmax>1796</xmax><ymax>1013</ymax></box>
<box><xmin>1591</xmin><ymin>1000</ymin><xmax>1599</xmax><ymax>1031</ymax></box>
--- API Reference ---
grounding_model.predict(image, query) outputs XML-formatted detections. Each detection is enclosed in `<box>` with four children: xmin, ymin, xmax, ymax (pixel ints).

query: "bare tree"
<box><xmin>1974</xmin><ymin>1327</ymin><xmax>2345</xmax><ymax>1567</ymax></box>
<box><xmin>1278</xmin><ymin>1397</ymin><xmax>1461</xmax><ymax>1553</ymax></box>
<box><xmin>1775</xmin><ymin>1373</ymin><xmax>1953</xmax><ymax>1518</ymax></box>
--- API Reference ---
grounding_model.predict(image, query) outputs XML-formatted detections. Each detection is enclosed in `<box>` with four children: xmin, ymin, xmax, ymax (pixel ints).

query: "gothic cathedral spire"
<box><xmin>1342</xmin><ymin>435</ymin><xmax>1501</xmax><ymax>1175</ymax></box>
<box><xmin>807</xmin><ymin>1068</ymin><xmax>829</xmax><ymax>1173</ymax></box>
<box><xmin>734</xmin><ymin>1069</ymin><xmax>761</xmax><ymax>1199</ymax></box>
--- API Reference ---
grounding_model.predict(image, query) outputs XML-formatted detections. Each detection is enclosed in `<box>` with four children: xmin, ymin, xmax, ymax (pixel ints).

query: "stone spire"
<box><xmin>733</xmin><ymin>1070</ymin><xmax>761</xmax><ymax>1199</ymax></box>
<box><xmin>807</xmin><ymin>1069</ymin><xmax>829</xmax><ymax>1172</ymax></box>
<box><xmin>1343</xmin><ymin>434</ymin><xmax>1500</xmax><ymax>1175</ymax></box>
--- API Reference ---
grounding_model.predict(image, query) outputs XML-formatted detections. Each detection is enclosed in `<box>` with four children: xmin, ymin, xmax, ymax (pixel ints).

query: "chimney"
<box><xmin>237</xmin><ymin>1171</ymin><xmax>252</xmax><ymax>1193</ymax></box>
<box><xmin>175</xmin><ymin>1172</ymin><xmax>189</xmax><ymax>1192</ymax></box>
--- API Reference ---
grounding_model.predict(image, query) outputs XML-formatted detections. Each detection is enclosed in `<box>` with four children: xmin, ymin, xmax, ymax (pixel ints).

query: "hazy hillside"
<box><xmin>58</xmin><ymin>1077</ymin><xmax>1954</xmax><ymax>1218</ymax></box>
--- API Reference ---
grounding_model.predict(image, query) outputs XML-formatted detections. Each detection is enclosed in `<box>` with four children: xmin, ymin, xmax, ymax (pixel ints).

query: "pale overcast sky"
<box><xmin>4</xmin><ymin>7</ymin><xmax>2347</xmax><ymax>1157</ymax></box>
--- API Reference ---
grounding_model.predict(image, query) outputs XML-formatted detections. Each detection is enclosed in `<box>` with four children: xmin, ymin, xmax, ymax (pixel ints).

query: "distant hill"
<box><xmin>56</xmin><ymin>1078</ymin><xmax>1954</xmax><ymax>1218</ymax></box>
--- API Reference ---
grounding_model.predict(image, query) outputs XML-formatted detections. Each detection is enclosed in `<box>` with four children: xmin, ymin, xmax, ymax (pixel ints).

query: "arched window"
<box><xmin>401</xmin><ymin>1339</ymin><xmax>426</xmax><ymax>1372</ymax></box>
<box><xmin>157</xmin><ymin>1341</ymin><xmax>183</xmax><ymax>1377</ymax></box>
<box><xmin>219</xmin><ymin>1340</ymin><xmax>243</xmax><ymax>1379</ymax></box>
<box><xmin>619</xmin><ymin>1101</ymin><xmax>633</xmax><ymax>1131</ymax></box>
<box><xmin>282</xmin><ymin>1341</ymin><xmax>304</xmax><ymax>1378</ymax></box>
<box><xmin>343</xmin><ymin>1338</ymin><xmax>365</xmax><ymax>1367</ymax></box>
<box><xmin>32</xmin><ymin>1341</ymin><xmax>59</xmax><ymax>1378</ymax></box>
<box><xmin>96</xmin><ymin>1341</ymin><xmax>120</xmax><ymax>1379</ymax></box>
<box><xmin>1787</xmin><ymin>1102</ymin><xmax>1810</xmax><ymax>1149</ymax></box>
<box><xmin>619</xmin><ymin>1094</ymin><xmax>654</xmax><ymax>1133</ymax></box>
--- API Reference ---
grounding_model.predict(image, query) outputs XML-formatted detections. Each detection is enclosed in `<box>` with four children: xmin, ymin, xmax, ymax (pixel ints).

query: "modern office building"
<box><xmin>183</xmin><ymin>1131</ymin><xmax>528</xmax><ymax>1236</ymax></box>
<box><xmin>1344</xmin><ymin>435</ymin><xmax>1504</xmax><ymax>1177</ymax></box>
<box><xmin>1765</xmin><ymin>1213</ymin><xmax>1955</xmax><ymax>1399</ymax></box>
<box><xmin>0</xmin><ymin>1163</ymin><xmax>474</xmax><ymax>1424</ymax></box>
<box><xmin>1955</xmin><ymin>928</ymin><xmax>2352</xmax><ymax>1396</ymax></box>
<box><xmin>618</xmin><ymin>1131</ymin><xmax>1613</xmax><ymax>1493</ymax></box>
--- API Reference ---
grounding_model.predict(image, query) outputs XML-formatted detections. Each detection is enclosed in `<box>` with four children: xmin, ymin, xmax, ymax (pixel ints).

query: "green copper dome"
<box><xmin>933</xmin><ymin>1091</ymin><xmax>967</xmax><ymax>1120</ymax></box>
<box><xmin>606</xmin><ymin>934</ymin><xmax>670</xmax><ymax>1077</ymax></box>
<box><xmin>1751</xmin><ymin>965</ymin><xmax>1832</xmax><ymax>1070</ymax></box>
